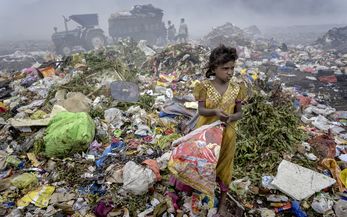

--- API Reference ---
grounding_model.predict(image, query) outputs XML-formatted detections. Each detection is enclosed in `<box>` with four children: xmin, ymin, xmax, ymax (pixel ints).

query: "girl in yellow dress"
<box><xmin>169</xmin><ymin>45</ymin><xmax>247</xmax><ymax>216</ymax></box>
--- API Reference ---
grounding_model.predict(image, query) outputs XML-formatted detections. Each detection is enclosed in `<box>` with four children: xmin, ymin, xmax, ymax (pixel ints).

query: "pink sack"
<box><xmin>168</xmin><ymin>121</ymin><xmax>224</xmax><ymax>197</ymax></box>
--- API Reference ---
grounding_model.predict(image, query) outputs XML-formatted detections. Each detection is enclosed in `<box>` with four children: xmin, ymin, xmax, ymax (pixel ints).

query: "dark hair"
<box><xmin>205</xmin><ymin>44</ymin><xmax>238</xmax><ymax>78</ymax></box>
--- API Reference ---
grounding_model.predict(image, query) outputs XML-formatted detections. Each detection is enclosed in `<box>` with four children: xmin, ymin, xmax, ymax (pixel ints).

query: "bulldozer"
<box><xmin>108</xmin><ymin>4</ymin><xmax>166</xmax><ymax>45</ymax></box>
<box><xmin>52</xmin><ymin>14</ymin><xmax>106</xmax><ymax>55</ymax></box>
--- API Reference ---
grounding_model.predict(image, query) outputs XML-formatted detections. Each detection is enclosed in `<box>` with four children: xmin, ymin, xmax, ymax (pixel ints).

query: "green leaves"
<box><xmin>234</xmin><ymin>91</ymin><xmax>307</xmax><ymax>181</ymax></box>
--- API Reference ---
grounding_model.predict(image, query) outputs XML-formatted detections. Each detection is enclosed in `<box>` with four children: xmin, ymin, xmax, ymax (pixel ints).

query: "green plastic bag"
<box><xmin>11</xmin><ymin>173</ymin><xmax>38</xmax><ymax>189</ymax></box>
<box><xmin>44</xmin><ymin>112</ymin><xmax>95</xmax><ymax>158</ymax></box>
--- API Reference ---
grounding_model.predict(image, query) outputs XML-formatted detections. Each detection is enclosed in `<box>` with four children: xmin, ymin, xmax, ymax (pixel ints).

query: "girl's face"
<box><xmin>214</xmin><ymin>61</ymin><xmax>235</xmax><ymax>82</ymax></box>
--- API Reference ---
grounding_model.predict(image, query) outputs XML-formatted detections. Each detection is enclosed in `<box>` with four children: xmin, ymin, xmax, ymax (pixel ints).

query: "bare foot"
<box><xmin>217</xmin><ymin>203</ymin><xmax>229</xmax><ymax>217</ymax></box>
<box><xmin>215</xmin><ymin>191</ymin><xmax>230</xmax><ymax>217</ymax></box>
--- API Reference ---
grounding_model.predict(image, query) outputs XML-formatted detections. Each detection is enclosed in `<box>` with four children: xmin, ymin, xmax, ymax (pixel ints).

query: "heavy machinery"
<box><xmin>52</xmin><ymin>14</ymin><xmax>107</xmax><ymax>55</ymax></box>
<box><xmin>108</xmin><ymin>4</ymin><xmax>166</xmax><ymax>45</ymax></box>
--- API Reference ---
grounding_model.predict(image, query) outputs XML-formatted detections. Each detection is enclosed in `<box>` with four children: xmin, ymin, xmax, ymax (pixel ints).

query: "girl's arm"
<box><xmin>227</xmin><ymin>102</ymin><xmax>242</xmax><ymax>123</ymax></box>
<box><xmin>198</xmin><ymin>101</ymin><xmax>228</xmax><ymax>121</ymax></box>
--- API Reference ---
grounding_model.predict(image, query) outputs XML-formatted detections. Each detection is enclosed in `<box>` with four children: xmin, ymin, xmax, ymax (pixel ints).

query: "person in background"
<box><xmin>176</xmin><ymin>18</ymin><xmax>188</xmax><ymax>43</ymax></box>
<box><xmin>167</xmin><ymin>20</ymin><xmax>176</xmax><ymax>43</ymax></box>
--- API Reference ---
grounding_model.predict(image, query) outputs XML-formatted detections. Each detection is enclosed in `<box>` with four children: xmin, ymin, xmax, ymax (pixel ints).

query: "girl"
<box><xmin>169</xmin><ymin>44</ymin><xmax>247</xmax><ymax>217</ymax></box>
<box><xmin>195</xmin><ymin>44</ymin><xmax>246</xmax><ymax>216</ymax></box>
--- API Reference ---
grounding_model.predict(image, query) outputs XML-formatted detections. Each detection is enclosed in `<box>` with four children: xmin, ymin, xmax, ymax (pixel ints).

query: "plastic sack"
<box><xmin>11</xmin><ymin>173</ymin><xmax>38</xmax><ymax>189</ymax></box>
<box><xmin>122</xmin><ymin>161</ymin><xmax>156</xmax><ymax>195</ymax></box>
<box><xmin>44</xmin><ymin>112</ymin><xmax>95</xmax><ymax>158</ymax></box>
<box><xmin>17</xmin><ymin>185</ymin><xmax>55</xmax><ymax>208</ymax></box>
<box><xmin>168</xmin><ymin>121</ymin><xmax>224</xmax><ymax>197</ymax></box>
<box><xmin>321</xmin><ymin>158</ymin><xmax>345</xmax><ymax>192</ymax></box>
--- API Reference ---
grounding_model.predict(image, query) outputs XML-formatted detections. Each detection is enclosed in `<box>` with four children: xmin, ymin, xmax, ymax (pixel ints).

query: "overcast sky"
<box><xmin>0</xmin><ymin>0</ymin><xmax>346</xmax><ymax>41</ymax></box>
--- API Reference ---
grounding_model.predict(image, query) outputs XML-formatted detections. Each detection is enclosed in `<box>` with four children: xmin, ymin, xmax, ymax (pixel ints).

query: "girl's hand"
<box><xmin>227</xmin><ymin>113</ymin><xmax>242</xmax><ymax>123</ymax></box>
<box><xmin>215</xmin><ymin>109</ymin><xmax>228</xmax><ymax>122</ymax></box>
<box><xmin>227</xmin><ymin>115</ymin><xmax>237</xmax><ymax>123</ymax></box>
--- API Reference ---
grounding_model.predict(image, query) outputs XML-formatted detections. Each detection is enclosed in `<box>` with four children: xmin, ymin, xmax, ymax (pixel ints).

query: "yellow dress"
<box><xmin>193</xmin><ymin>80</ymin><xmax>247</xmax><ymax>186</ymax></box>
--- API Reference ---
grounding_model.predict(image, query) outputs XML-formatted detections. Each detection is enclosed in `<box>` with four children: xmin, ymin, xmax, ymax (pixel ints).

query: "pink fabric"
<box><xmin>217</xmin><ymin>177</ymin><xmax>229</xmax><ymax>192</ymax></box>
<box><xmin>166</xmin><ymin>191</ymin><xmax>180</xmax><ymax>210</ymax></box>
<box><xmin>169</xmin><ymin>175</ymin><xmax>193</xmax><ymax>193</ymax></box>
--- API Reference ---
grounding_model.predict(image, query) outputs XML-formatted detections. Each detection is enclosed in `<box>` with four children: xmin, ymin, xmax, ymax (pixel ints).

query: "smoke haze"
<box><xmin>0</xmin><ymin>0</ymin><xmax>346</xmax><ymax>41</ymax></box>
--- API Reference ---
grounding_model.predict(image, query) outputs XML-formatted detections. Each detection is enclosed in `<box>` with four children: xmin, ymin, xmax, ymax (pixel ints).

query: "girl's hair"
<box><xmin>205</xmin><ymin>44</ymin><xmax>238</xmax><ymax>78</ymax></box>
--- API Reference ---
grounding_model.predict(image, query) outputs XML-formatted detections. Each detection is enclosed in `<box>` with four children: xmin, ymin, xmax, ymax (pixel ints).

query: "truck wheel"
<box><xmin>86</xmin><ymin>32</ymin><xmax>106</xmax><ymax>49</ymax></box>
<box><xmin>57</xmin><ymin>44</ymin><xmax>72</xmax><ymax>56</ymax></box>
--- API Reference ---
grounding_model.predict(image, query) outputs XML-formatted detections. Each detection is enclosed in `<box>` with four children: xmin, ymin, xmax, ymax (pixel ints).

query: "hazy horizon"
<box><xmin>0</xmin><ymin>0</ymin><xmax>346</xmax><ymax>41</ymax></box>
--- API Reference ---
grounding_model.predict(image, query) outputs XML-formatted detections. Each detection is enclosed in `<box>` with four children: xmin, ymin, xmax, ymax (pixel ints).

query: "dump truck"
<box><xmin>52</xmin><ymin>14</ymin><xmax>107</xmax><ymax>55</ymax></box>
<box><xmin>108</xmin><ymin>4</ymin><xmax>166</xmax><ymax>45</ymax></box>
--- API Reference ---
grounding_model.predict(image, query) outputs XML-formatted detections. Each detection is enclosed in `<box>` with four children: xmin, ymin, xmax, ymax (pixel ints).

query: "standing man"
<box><xmin>167</xmin><ymin>20</ymin><xmax>176</xmax><ymax>43</ymax></box>
<box><xmin>177</xmin><ymin>18</ymin><xmax>188</xmax><ymax>43</ymax></box>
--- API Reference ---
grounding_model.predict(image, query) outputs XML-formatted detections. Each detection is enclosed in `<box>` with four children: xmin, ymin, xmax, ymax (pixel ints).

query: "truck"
<box><xmin>108</xmin><ymin>4</ymin><xmax>167</xmax><ymax>45</ymax></box>
<box><xmin>52</xmin><ymin>14</ymin><xmax>107</xmax><ymax>55</ymax></box>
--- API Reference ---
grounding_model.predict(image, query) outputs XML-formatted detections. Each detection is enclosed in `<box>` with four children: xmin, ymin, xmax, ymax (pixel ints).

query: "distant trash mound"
<box><xmin>317</xmin><ymin>25</ymin><xmax>347</xmax><ymax>52</ymax></box>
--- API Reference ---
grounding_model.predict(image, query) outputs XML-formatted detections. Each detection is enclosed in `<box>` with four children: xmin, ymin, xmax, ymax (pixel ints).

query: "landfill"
<box><xmin>316</xmin><ymin>26</ymin><xmax>347</xmax><ymax>53</ymax></box>
<box><xmin>0</xmin><ymin>21</ymin><xmax>347</xmax><ymax>217</ymax></box>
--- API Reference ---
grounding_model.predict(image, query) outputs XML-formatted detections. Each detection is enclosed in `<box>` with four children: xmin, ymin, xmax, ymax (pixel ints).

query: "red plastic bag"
<box><xmin>168</xmin><ymin>121</ymin><xmax>224</xmax><ymax>197</ymax></box>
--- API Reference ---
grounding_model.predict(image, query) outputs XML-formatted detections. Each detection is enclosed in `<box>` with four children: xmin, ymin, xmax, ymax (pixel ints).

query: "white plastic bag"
<box><xmin>122</xmin><ymin>161</ymin><xmax>155</xmax><ymax>195</ymax></box>
<box><xmin>311</xmin><ymin>194</ymin><xmax>334</xmax><ymax>214</ymax></box>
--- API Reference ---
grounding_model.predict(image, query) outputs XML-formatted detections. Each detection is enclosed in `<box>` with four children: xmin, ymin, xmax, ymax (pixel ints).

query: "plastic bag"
<box><xmin>122</xmin><ymin>161</ymin><xmax>156</xmax><ymax>195</ymax></box>
<box><xmin>311</xmin><ymin>194</ymin><xmax>333</xmax><ymax>214</ymax></box>
<box><xmin>321</xmin><ymin>158</ymin><xmax>345</xmax><ymax>192</ymax></box>
<box><xmin>17</xmin><ymin>185</ymin><xmax>55</xmax><ymax>208</ymax></box>
<box><xmin>44</xmin><ymin>112</ymin><xmax>95</xmax><ymax>158</ymax></box>
<box><xmin>11</xmin><ymin>173</ymin><xmax>38</xmax><ymax>189</ymax></box>
<box><xmin>168</xmin><ymin>121</ymin><xmax>224</xmax><ymax>197</ymax></box>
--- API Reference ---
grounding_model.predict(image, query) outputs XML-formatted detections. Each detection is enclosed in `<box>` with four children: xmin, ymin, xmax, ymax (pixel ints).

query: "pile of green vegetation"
<box><xmin>234</xmin><ymin>90</ymin><xmax>308</xmax><ymax>181</ymax></box>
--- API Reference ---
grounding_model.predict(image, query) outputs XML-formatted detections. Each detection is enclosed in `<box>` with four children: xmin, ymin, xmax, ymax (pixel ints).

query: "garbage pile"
<box><xmin>110</xmin><ymin>4</ymin><xmax>163</xmax><ymax>19</ymax></box>
<box><xmin>142</xmin><ymin>43</ymin><xmax>210</xmax><ymax>98</ymax></box>
<box><xmin>0</xmin><ymin>40</ymin><xmax>52</xmax><ymax>72</ymax></box>
<box><xmin>0</xmin><ymin>51</ymin><xmax>47</xmax><ymax>72</ymax></box>
<box><xmin>0</xmin><ymin>36</ymin><xmax>347</xmax><ymax>217</ymax></box>
<box><xmin>317</xmin><ymin>25</ymin><xmax>347</xmax><ymax>53</ymax></box>
<box><xmin>202</xmin><ymin>23</ymin><xmax>252</xmax><ymax>48</ymax></box>
<box><xmin>243</xmin><ymin>25</ymin><xmax>262</xmax><ymax>37</ymax></box>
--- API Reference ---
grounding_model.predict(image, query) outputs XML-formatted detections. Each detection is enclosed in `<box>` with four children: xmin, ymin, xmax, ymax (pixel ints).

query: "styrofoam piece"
<box><xmin>271</xmin><ymin>160</ymin><xmax>336</xmax><ymax>200</ymax></box>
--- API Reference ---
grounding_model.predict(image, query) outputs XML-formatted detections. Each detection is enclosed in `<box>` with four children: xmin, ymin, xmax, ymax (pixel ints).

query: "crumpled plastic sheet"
<box><xmin>104</xmin><ymin>108</ymin><xmax>124</xmax><ymax>129</ymax></box>
<box><xmin>311</xmin><ymin>193</ymin><xmax>334</xmax><ymax>214</ymax></box>
<box><xmin>96</xmin><ymin>141</ymin><xmax>125</xmax><ymax>168</ymax></box>
<box><xmin>122</xmin><ymin>161</ymin><xmax>156</xmax><ymax>195</ymax></box>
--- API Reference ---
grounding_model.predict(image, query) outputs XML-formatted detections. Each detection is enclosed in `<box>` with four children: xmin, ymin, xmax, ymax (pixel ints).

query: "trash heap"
<box><xmin>243</xmin><ymin>25</ymin><xmax>262</xmax><ymax>37</ymax></box>
<box><xmin>0</xmin><ymin>51</ymin><xmax>47</xmax><ymax>72</ymax></box>
<box><xmin>0</xmin><ymin>36</ymin><xmax>347</xmax><ymax>217</ymax></box>
<box><xmin>317</xmin><ymin>25</ymin><xmax>347</xmax><ymax>53</ymax></box>
<box><xmin>202</xmin><ymin>23</ymin><xmax>252</xmax><ymax>48</ymax></box>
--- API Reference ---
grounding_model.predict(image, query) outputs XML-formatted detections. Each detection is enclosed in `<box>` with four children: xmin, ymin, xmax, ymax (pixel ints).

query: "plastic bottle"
<box><xmin>291</xmin><ymin>201</ymin><xmax>308</xmax><ymax>217</ymax></box>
